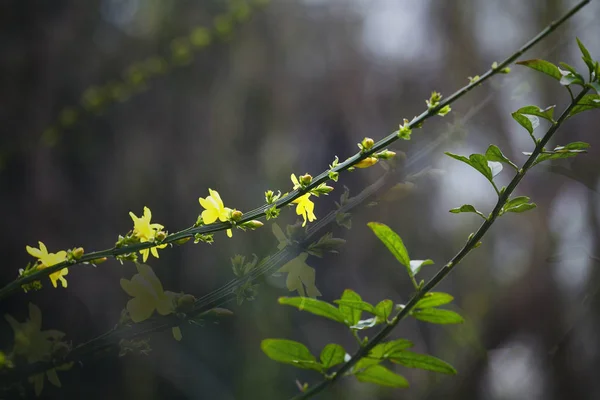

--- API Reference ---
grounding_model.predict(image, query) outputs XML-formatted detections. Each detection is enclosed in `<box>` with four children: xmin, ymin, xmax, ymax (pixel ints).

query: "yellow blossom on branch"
<box><xmin>4</xmin><ymin>303</ymin><xmax>71</xmax><ymax>396</ymax></box>
<box><xmin>25</xmin><ymin>242</ymin><xmax>69</xmax><ymax>288</ymax></box>
<box><xmin>290</xmin><ymin>174</ymin><xmax>317</xmax><ymax>227</ymax></box>
<box><xmin>120</xmin><ymin>263</ymin><xmax>177</xmax><ymax>323</ymax></box>
<box><xmin>120</xmin><ymin>263</ymin><xmax>184</xmax><ymax>341</ymax></box>
<box><xmin>293</xmin><ymin>194</ymin><xmax>316</xmax><ymax>227</ymax></box>
<box><xmin>277</xmin><ymin>253</ymin><xmax>321</xmax><ymax>298</ymax></box>
<box><xmin>198</xmin><ymin>189</ymin><xmax>233</xmax><ymax>237</ymax></box>
<box><xmin>129</xmin><ymin>206</ymin><xmax>167</xmax><ymax>262</ymax></box>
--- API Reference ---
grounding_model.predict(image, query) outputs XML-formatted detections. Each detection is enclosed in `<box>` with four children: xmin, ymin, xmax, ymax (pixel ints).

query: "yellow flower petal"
<box><xmin>136</xmin><ymin>263</ymin><xmax>165</xmax><ymax>296</ymax></box>
<box><xmin>127</xmin><ymin>296</ymin><xmax>155</xmax><ymax>323</ymax></box>
<box><xmin>172</xmin><ymin>326</ymin><xmax>182</xmax><ymax>341</ymax></box>
<box><xmin>226</xmin><ymin>229</ymin><xmax>232</xmax><ymax>238</ymax></box>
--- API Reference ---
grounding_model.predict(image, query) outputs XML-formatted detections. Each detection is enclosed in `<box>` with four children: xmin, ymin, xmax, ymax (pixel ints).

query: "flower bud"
<box><xmin>299</xmin><ymin>174</ymin><xmax>313</xmax><ymax>185</ymax></box>
<box><xmin>242</xmin><ymin>220</ymin><xmax>264</xmax><ymax>230</ymax></box>
<box><xmin>91</xmin><ymin>257</ymin><xmax>108</xmax><ymax>265</ymax></box>
<box><xmin>375</xmin><ymin>150</ymin><xmax>396</xmax><ymax>160</ymax></box>
<box><xmin>176</xmin><ymin>294</ymin><xmax>196</xmax><ymax>312</ymax></box>
<box><xmin>230</xmin><ymin>209</ymin><xmax>243</xmax><ymax>221</ymax></box>
<box><xmin>155</xmin><ymin>231</ymin><xmax>167</xmax><ymax>241</ymax></box>
<box><xmin>175</xmin><ymin>237</ymin><xmax>191</xmax><ymax>245</ymax></box>
<box><xmin>361</xmin><ymin>137</ymin><xmax>375</xmax><ymax>151</ymax></box>
<box><xmin>355</xmin><ymin>157</ymin><xmax>378</xmax><ymax>169</ymax></box>
<box><xmin>72</xmin><ymin>247</ymin><xmax>84</xmax><ymax>259</ymax></box>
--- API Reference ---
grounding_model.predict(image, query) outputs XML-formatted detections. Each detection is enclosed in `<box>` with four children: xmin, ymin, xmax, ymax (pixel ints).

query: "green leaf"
<box><xmin>415</xmin><ymin>292</ymin><xmax>454</xmax><ymax>309</ymax></box>
<box><xmin>338</xmin><ymin>289</ymin><xmax>363</xmax><ymax>326</ymax></box>
<box><xmin>374</xmin><ymin>299</ymin><xmax>394</xmax><ymax>323</ymax></box>
<box><xmin>576</xmin><ymin>37</ymin><xmax>592</xmax><ymax>60</ymax></box>
<box><xmin>278</xmin><ymin>297</ymin><xmax>345</xmax><ymax>324</ymax></box>
<box><xmin>445</xmin><ymin>152</ymin><xmax>494</xmax><ymax>182</ymax></box>
<box><xmin>590</xmin><ymin>82</ymin><xmax>600</xmax><ymax>94</ymax></box>
<box><xmin>511</xmin><ymin>112</ymin><xmax>539</xmax><ymax>135</ymax></box>
<box><xmin>485</xmin><ymin>145</ymin><xmax>519</xmax><ymax>170</ymax></box>
<box><xmin>559</xmin><ymin>72</ymin><xmax>583</xmax><ymax>86</ymax></box>
<box><xmin>533</xmin><ymin>143</ymin><xmax>590</xmax><ymax>166</ymax></box>
<box><xmin>261</xmin><ymin>339</ymin><xmax>322</xmax><ymax>372</ymax></box>
<box><xmin>569</xmin><ymin>94</ymin><xmax>600</xmax><ymax>117</ymax></box>
<box><xmin>561</xmin><ymin>142</ymin><xmax>591</xmax><ymax>151</ymax></box>
<box><xmin>558</xmin><ymin>62</ymin><xmax>579</xmax><ymax>75</ymax></box>
<box><xmin>412</xmin><ymin>308</ymin><xmax>464</xmax><ymax>324</ymax></box>
<box><xmin>370</xmin><ymin>339</ymin><xmax>414</xmax><ymax>359</ymax></box>
<box><xmin>367</xmin><ymin>222</ymin><xmax>411</xmax><ymax>270</ymax></box>
<box><xmin>449</xmin><ymin>204</ymin><xmax>486</xmax><ymax>220</ymax></box>
<box><xmin>334</xmin><ymin>300</ymin><xmax>376</xmax><ymax>315</ymax></box>
<box><xmin>389</xmin><ymin>351</ymin><xmax>457</xmax><ymax>375</ymax></box>
<box><xmin>516</xmin><ymin>59</ymin><xmax>561</xmax><ymax>80</ymax></box>
<box><xmin>320</xmin><ymin>343</ymin><xmax>346</xmax><ymax>369</ymax></box>
<box><xmin>354</xmin><ymin>365</ymin><xmax>409</xmax><ymax>388</ymax></box>
<box><xmin>515</xmin><ymin>105</ymin><xmax>555</xmax><ymax>122</ymax></box>
<box><xmin>408</xmin><ymin>259</ymin><xmax>434</xmax><ymax>276</ymax></box>
<box><xmin>576</xmin><ymin>37</ymin><xmax>595</xmax><ymax>74</ymax></box>
<box><xmin>503</xmin><ymin>196</ymin><xmax>531</xmax><ymax>209</ymax></box>
<box><xmin>503</xmin><ymin>203</ymin><xmax>537</xmax><ymax>213</ymax></box>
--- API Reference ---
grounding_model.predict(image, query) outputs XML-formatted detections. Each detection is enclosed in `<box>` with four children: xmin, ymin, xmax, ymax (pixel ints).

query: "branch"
<box><xmin>291</xmin><ymin>87</ymin><xmax>590</xmax><ymax>400</ymax></box>
<box><xmin>4</xmin><ymin>0</ymin><xmax>588</xmax><ymax>300</ymax></box>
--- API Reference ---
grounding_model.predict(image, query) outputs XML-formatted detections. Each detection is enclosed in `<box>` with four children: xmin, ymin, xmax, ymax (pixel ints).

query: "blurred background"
<box><xmin>1</xmin><ymin>0</ymin><xmax>600</xmax><ymax>399</ymax></box>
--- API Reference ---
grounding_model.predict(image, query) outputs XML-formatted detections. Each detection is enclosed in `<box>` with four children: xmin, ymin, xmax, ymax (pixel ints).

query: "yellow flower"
<box><xmin>290</xmin><ymin>174</ymin><xmax>316</xmax><ymax>227</ymax></box>
<box><xmin>292</xmin><ymin>194</ymin><xmax>316</xmax><ymax>227</ymax></box>
<box><xmin>4</xmin><ymin>303</ymin><xmax>71</xmax><ymax>396</ymax></box>
<box><xmin>355</xmin><ymin>157</ymin><xmax>379</xmax><ymax>169</ymax></box>
<box><xmin>26</xmin><ymin>242</ymin><xmax>69</xmax><ymax>288</ymax></box>
<box><xmin>198</xmin><ymin>189</ymin><xmax>233</xmax><ymax>237</ymax></box>
<box><xmin>129</xmin><ymin>207</ymin><xmax>167</xmax><ymax>262</ymax></box>
<box><xmin>120</xmin><ymin>263</ymin><xmax>177</xmax><ymax>323</ymax></box>
<box><xmin>277</xmin><ymin>253</ymin><xmax>322</xmax><ymax>298</ymax></box>
<box><xmin>290</xmin><ymin>173</ymin><xmax>302</xmax><ymax>190</ymax></box>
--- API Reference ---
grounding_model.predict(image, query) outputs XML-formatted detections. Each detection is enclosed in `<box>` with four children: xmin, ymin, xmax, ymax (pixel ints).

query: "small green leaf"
<box><xmin>261</xmin><ymin>339</ymin><xmax>322</xmax><ymax>371</ymax></box>
<box><xmin>374</xmin><ymin>299</ymin><xmax>394</xmax><ymax>323</ymax></box>
<box><xmin>389</xmin><ymin>351</ymin><xmax>457</xmax><ymax>375</ymax></box>
<box><xmin>561</xmin><ymin>142</ymin><xmax>591</xmax><ymax>151</ymax></box>
<box><xmin>504</xmin><ymin>203</ymin><xmax>537</xmax><ymax>213</ymax></box>
<box><xmin>485</xmin><ymin>145</ymin><xmax>519</xmax><ymax>170</ymax></box>
<box><xmin>415</xmin><ymin>292</ymin><xmax>454</xmax><ymax>309</ymax></box>
<box><xmin>558</xmin><ymin>62</ymin><xmax>579</xmax><ymax>75</ymax></box>
<box><xmin>354</xmin><ymin>365</ymin><xmax>409</xmax><ymax>388</ymax></box>
<box><xmin>449</xmin><ymin>205</ymin><xmax>486</xmax><ymax>220</ymax></box>
<box><xmin>515</xmin><ymin>105</ymin><xmax>555</xmax><ymax>122</ymax></box>
<box><xmin>590</xmin><ymin>82</ymin><xmax>600</xmax><ymax>94</ymax></box>
<box><xmin>368</xmin><ymin>222</ymin><xmax>411</xmax><ymax>270</ymax></box>
<box><xmin>533</xmin><ymin>142</ymin><xmax>590</xmax><ymax>165</ymax></box>
<box><xmin>560</xmin><ymin>72</ymin><xmax>583</xmax><ymax>86</ymax></box>
<box><xmin>320</xmin><ymin>343</ymin><xmax>346</xmax><ymax>369</ymax></box>
<box><xmin>412</xmin><ymin>308</ymin><xmax>464</xmax><ymax>324</ymax></box>
<box><xmin>445</xmin><ymin>152</ymin><xmax>493</xmax><ymax>182</ymax></box>
<box><xmin>511</xmin><ymin>112</ymin><xmax>539</xmax><ymax>134</ymax></box>
<box><xmin>576</xmin><ymin>37</ymin><xmax>592</xmax><ymax>60</ymax></box>
<box><xmin>338</xmin><ymin>289</ymin><xmax>363</xmax><ymax>326</ymax></box>
<box><xmin>569</xmin><ymin>94</ymin><xmax>600</xmax><ymax>117</ymax></box>
<box><xmin>370</xmin><ymin>339</ymin><xmax>414</xmax><ymax>359</ymax></box>
<box><xmin>503</xmin><ymin>196</ymin><xmax>531</xmax><ymax>209</ymax></box>
<box><xmin>409</xmin><ymin>259</ymin><xmax>434</xmax><ymax>276</ymax></box>
<box><xmin>516</xmin><ymin>59</ymin><xmax>561</xmax><ymax>80</ymax></box>
<box><xmin>278</xmin><ymin>297</ymin><xmax>345</xmax><ymax>324</ymax></box>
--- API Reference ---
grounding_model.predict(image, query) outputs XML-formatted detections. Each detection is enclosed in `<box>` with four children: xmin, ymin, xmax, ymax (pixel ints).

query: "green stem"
<box><xmin>291</xmin><ymin>87</ymin><xmax>589</xmax><ymax>400</ymax></box>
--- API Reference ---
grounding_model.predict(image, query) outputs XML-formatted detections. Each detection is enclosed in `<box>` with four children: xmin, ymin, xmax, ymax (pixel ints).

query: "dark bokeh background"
<box><xmin>1</xmin><ymin>0</ymin><xmax>600</xmax><ymax>399</ymax></box>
